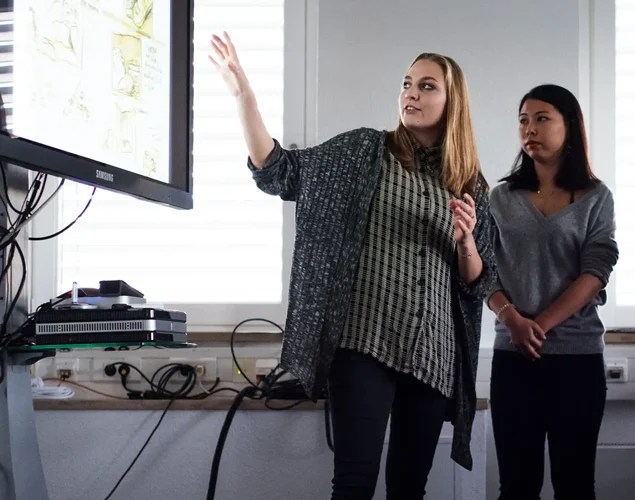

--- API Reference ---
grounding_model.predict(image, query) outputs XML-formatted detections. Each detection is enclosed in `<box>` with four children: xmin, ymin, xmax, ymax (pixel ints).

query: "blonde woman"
<box><xmin>210</xmin><ymin>32</ymin><xmax>496</xmax><ymax>499</ymax></box>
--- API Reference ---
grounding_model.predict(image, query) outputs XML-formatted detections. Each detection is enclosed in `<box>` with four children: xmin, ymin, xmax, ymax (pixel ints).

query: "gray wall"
<box><xmin>35</xmin><ymin>410</ymin><xmax>488</xmax><ymax>500</ymax></box>
<box><xmin>312</xmin><ymin>0</ymin><xmax>581</xmax><ymax>187</ymax></box>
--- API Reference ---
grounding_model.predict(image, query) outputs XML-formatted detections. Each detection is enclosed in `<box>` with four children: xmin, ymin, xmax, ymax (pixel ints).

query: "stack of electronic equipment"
<box><xmin>34</xmin><ymin>280</ymin><xmax>187</xmax><ymax>346</ymax></box>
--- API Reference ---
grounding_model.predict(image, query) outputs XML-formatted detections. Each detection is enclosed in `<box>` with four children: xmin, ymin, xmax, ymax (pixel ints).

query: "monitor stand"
<box><xmin>0</xmin><ymin>350</ymin><xmax>54</xmax><ymax>500</ymax></box>
<box><xmin>0</xmin><ymin>162</ymin><xmax>53</xmax><ymax>499</ymax></box>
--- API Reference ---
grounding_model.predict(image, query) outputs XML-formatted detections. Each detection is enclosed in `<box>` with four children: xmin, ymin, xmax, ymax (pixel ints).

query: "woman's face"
<box><xmin>518</xmin><ymin>98</ymin><xmax>567</xmax><ymax>166</ymax></box>
<box><xmin>399</xmin><ymin>59</ymin><xmax>447</xmax><ymax>145</ymax></box>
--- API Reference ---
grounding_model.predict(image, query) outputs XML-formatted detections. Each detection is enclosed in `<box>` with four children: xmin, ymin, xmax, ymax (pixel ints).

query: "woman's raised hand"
<box><xmin>208</xmin><ymin>32</ymin><xmax>249</xmax><ymax>97</ymax></box>
<box><xmin>450</xmin><ymin>193</ymin><xmax>477</xmax><ymax>245</ymax></box>
<box><xmin>207</xmin><ymin>31</ymin><xmax>274</xmax><ymax>167</ymax></box>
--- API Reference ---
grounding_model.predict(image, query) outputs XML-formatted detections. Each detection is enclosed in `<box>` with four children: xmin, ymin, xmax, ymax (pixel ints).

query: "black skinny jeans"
<box><xmin>327</xmin><ymin>348</ymin><xmax>448</xmax><ymax>500</ymax></box>
<box><xmin>490</xmin><ymin>350</ymin><xmax>606</xmax><ymax>500</ymax></box>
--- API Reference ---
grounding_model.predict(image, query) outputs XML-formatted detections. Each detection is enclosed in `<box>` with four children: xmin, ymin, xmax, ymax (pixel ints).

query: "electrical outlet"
<box><xmin>168</xmin><ymin>357</ymin><xmax>218</xmax><ymax>383</ymax></box>
<box><xmin>92</xmin><ymin>357</ymin><xmax>142</xmax><ymax>382</ymax></box>
<box><xmin>605</xmin><ymin>359</ymin><xmax>628</xmax><ymax>383</ymax></box>
<box><xmin>194</xmin><ymin>358</ymin><xmax>217</xmax><ymax>382</ymax></box>
<box><xmin>34</xmin><ymin>357</ymin><xmax>85</xmax><ymax>381</ymax></box>
<box><xmin>54</xmin><ymin>358</ymin><xmax>79</xmax><ymax>380</ymax></box>
<box><xmin>217</xmin><ymin>358</ymin><xmax>234</xmax><ymax>382</ymax></box>
<box><xmin>232</xmin><ymin>358</ymin><xmax>256</xmax><ymax>383</ymax></box>
<box><xmin>139</xmin><ymin>358</ymin><xmax>172</xmax><ymax>379</ymax></box>
<box><xmin>255</xmin><ymin>358</ymin><xmax>279</xmax><ymax>383</ymax></box>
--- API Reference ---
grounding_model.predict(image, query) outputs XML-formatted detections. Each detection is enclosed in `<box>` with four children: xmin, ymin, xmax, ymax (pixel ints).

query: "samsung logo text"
<box><xmin>96</xmin><ymin>170</ymin><xmax>114</xmax><ymax>183</ymax></box>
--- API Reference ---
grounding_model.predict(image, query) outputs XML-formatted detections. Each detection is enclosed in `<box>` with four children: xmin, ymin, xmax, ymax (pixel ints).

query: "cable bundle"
<box><xmin>0</xmin><ymin>160</ymin><xmax>96</xmax><ymax>383</ymax></box>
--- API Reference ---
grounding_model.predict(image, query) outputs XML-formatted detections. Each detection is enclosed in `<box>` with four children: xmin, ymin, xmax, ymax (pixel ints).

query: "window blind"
<box><xmin>55</xmin><ymin>1</ymin><xmax>286</xmax><ymax>310</ymax></box>
<box><xmin>615</xmin><ymin>0</ymin><xmax>635</xmax><ymax>304</ymax></box>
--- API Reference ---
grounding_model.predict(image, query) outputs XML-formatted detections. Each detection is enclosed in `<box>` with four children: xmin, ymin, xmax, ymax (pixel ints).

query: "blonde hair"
<box><xmin>387</xmin><ymin>53</ymin><xmax>484</xmax><ymax>196</ymax></box>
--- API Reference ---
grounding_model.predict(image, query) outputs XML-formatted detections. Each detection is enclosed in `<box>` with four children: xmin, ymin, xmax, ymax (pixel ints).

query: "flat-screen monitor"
<box><xmin>0</xmin><ymin>0</ymin><xmax>193</xmax><ymax>209</ymax></box>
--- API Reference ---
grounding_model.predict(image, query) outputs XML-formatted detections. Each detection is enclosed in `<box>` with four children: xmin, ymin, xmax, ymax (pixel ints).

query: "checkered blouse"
<box><xmin>339</xmin><ymin>146</ymin><xmax>456</xmax><ymax>397</ymax></box>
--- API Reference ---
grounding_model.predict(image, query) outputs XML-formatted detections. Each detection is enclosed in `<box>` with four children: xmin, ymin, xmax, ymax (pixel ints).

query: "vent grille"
<box><xmin>37</xmin><ymin>320</ymin><xmax>145</xmax><ymax>334</ymax></box>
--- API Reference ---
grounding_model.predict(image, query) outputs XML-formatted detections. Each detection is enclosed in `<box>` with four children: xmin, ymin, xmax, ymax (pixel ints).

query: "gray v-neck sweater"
<box><xmin>489</xmin><ymin>182</ymin><xmax>619</xmax><ymax>354</ymax></box>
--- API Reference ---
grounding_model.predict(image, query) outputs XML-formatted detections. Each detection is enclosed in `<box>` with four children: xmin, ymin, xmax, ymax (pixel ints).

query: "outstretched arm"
<box><xmin>208</xmin><ymin>32</ymin><xmax>274</xmax><ymax>168</ymax></box>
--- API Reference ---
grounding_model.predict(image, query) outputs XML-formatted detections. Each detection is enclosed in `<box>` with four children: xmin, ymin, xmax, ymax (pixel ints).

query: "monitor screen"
<box><xmin>0</xmin><ymin>0</ymin><xmax>193</xmax><ymax>209</ymax></box>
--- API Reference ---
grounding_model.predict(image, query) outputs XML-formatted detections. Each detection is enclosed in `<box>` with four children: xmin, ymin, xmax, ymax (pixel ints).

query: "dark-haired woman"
<box><xmin>487</xmin><ymin>84</ymin><xmax>619</xmax><ymax>500</ymax></box>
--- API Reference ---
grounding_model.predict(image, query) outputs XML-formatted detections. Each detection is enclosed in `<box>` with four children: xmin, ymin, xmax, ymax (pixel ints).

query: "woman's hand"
<box><xmin>450</xmin><ymin>193</ymin><xmax>478</xmax><ymax>262</ymax></box>
<box><xmin>503</xmin><ymin>308</ymin><xmax>547</xmax><ymax>359</ymax></box>
<box><xmin>207</xmin><ymin>31</ymin><xmax>274</xmax><ymax>167</ymax></box>
<box><xmin>450</xmin><ymin>193</ymin><xmax>477</xmax><ymax>246</ymax></box>
<box><xmin>208</xmin><ymin>32</ymin><xmax>250</xmax><ymax>97</ymax></box>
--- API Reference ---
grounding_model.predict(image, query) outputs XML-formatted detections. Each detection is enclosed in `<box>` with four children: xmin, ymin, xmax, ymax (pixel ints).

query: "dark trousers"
<box><xmin>490</xmin><ymin>350</ymin><xmax>606</xmax><ymax>500</ymax></box>
<box><xmin>327</xmin><ymin>348</ymin><xmax>448</xmax><ymax>500</ymax></box>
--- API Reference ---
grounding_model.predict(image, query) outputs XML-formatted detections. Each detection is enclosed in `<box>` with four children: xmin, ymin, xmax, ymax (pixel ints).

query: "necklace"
<box><xmin>536</xmin><ymin>187</ymin><xmax>576</xmax><ymax>204</ymax></box>
<box><xmin>536</xmin><ymin>187</ymin><xmax>557</xmax><ymax>196</ymax></box>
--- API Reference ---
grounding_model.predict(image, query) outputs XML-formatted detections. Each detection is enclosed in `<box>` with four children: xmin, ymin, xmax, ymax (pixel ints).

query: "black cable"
<box><xmin>192</xmin><ymin>385</ymin><xmax>240</xmax><ymax>399</ymax></box>
<box><xmin>0</xmin><ymin>240</ymin><xmax>17</xmax><ymax>293</ymax></box>
<box><xmin>1</xmin><ymin>240</ymin><xmax>26</xmax><ymax>340</ymax></box>
<box><xmin>229</xmin><ymin>317</ymin><xmax>284</xmax><ymax>389</ymax></box>
<box><xmin>31</xmin><ymin>175</ymin><xmax>48</xmax><ymax>210</ymax></box>
<box><xmin>206</xmin><ymin>385</ymin><xmax>259</xmax><ymax>500</ymax></box>
<box><xmin>4</xmin><ymin>294</ymin><xmax>67</xmax><ymax>346</ymax></box>
<box><xmin>0</xmin><ymin>165</ymin><xmax>63</xmax><ymax>377</ymax></box>
<box><xmin>5</xmin><ymin>241</ymin><xmax>26</xmax><ymax>333</ymax></box>
<box><xmin>0</xmin><ymin>170</ymin><xmax>58</xmax><ymax>301</ymax></box>
<box><xmin>106</xmin><ymin>361</ymin><xmax>240</xmax><ymax>401</ymax></box>
<box><xmin>151</xmin><ymin>363</ymin><xmax>196</xmax><ymax>398</ymax></box>
<box><xmin>0</xmin><ymin>175</ymin><xmax>65</xmax><ymax>252</ymax></box>
<box><xmin>0</xmin><ymin>164</ymin><xmax>46</xmax><ymax>247</ymax></box>
<box><xmin>30</xmin><ymin>185</ymin><xmax>95</xmax><ymax>241</ymax></box>
<box><xmin>22</xmin><ymin>174</ymin><xmax>44</xmax><ymax>215</ymax></box>
<box><xmin>0</xmin><ymin>188</ymin><xmax>14</xmax><ymax>229</ymax></box>
<box><xmin>94</xmin><ymin>318</ymin><xmax>317</xmax><ymax>500</ymax></box>
<box><xmin>120</xmin><ymin>373</ymin><xmax>144</xmax><ymax>399</ymax></box>
<box><xmin>206</xmin><ymin>317</ymin><xmax>326</xmax><ymax>499</ymax></box>
<box><xmin>107</xmin><ymin>361</ymin><xmax>198</xmax><ymax>399</ymax></box>
<box><xmin>0</xmin><ymin>183</ymin><xmax>12</xmax><ymax>227</ymax></box>
<box><xmin>264</xmin><ymin>399</ymin><xmax>304</xmax><ymax>411</ymax></box>
<box><xmin>0</xmin><ymin>207</ymin><xmax>28</xmax><ymax>251</ymax></box>
<box><xmin>0</xmin><ymin>162</ymin><xmax>31</xmax><ymax>216</ymax></box>
<box><xmin>102</xmin><ymin>362</ymin><xmax>202</xmax><ymax>499</ymax></box>
<box><xmin>102</xmin><ymin>397</ymin><xmax>176</xmax><ymax>500</ymax></box>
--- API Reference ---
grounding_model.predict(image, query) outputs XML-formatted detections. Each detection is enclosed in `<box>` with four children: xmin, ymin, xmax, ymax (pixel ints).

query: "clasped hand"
<box><xmin>505</xmin><ymin>312</ymin><xmax>547</xmax><ymax>359</ymax></box>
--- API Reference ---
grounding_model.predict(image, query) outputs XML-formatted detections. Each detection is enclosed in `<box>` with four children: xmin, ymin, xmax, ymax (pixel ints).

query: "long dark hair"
<box><xmin>501</xmin><ymin>84</ymin><xmax>599</xmax><ymax>191</ymax></box>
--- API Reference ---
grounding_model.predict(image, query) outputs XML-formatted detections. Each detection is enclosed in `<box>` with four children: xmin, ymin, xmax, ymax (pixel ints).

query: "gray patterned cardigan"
<box><xmin>248</xmin><ymin>127</ymin><xmax>496</xmax><ymax>470</ymax></box>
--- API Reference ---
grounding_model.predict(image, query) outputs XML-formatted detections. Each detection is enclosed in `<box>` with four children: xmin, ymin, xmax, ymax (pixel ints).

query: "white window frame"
<box><xmin>28</xmin><ymin>1</ymin><xmax>317</xmax><ymax>332</ymax></box>
<box><xmin>587</xmin><ymin>0</ymin><xmax>634</xmax><ymax>328</ymax></box>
